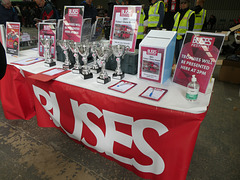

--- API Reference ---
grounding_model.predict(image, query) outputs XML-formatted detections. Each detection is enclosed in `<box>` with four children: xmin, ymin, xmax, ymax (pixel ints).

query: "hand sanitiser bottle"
<box><xmin>186</xmin><ymin>75</ymin><xmax>200</xmax><ymax>101</ymax></box>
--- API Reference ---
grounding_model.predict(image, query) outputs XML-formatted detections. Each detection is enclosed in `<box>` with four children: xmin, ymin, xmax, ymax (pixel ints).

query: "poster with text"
<box><xmin>62</xmin><ymin>6</ymin><xmax>84</xmax><ymax>42</ymax></box>
<box><xmin>139</xmin><ymin>46</ymin><xmax>164</xmax><ymax>83</ymax></box>
<box><xmin>38</xmin><ymin>22</ymin><xmax>56</xmax><ymax>59</ymax></box>
<box><xmin>6</xmin><ymin>22</ymin><xmax>20</xmax><ymax>56</ymax></box>
<box><xmin>173</xmin><ymin>31</ymin><xmax>225</xmax><ymax>93</ymax></box>
<box><xmin>110</xmin><ymin>5</ymin><xmax>141</xmax><ymax>52</ymax></box>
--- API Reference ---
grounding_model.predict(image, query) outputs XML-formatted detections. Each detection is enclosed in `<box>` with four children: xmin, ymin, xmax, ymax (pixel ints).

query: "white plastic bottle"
<box><xmin>186</xmin><ymin>75</ymin><xmax>200</xmax><ymax>101</ymax></box>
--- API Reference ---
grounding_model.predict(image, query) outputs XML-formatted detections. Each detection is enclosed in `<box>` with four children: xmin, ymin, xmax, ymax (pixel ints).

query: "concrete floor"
<box><xmin>0</xmin><ymin>28</ymin><xmax>240</xmax><ymax>179</ymax></box>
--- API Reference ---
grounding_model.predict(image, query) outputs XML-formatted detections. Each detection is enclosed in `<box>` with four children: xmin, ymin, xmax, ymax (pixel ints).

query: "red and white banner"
<box><xmin>25</xmin><ymin>77</ymin><xmax>206</xmax><ymax>180</ymax></box>
<box><xmin>110</xmin><ymin>6</ymin><xmax>141</xmax><ymax>52</ymax></box>
<box><xmin>62</xmin><ymin>6</ymin><xmax>84</xmax><ymax>42</ymax></box>
<box><xmin>173</xmin><ymin>32</ymin><xmax>225</xmax><ymax>93</ymax></box>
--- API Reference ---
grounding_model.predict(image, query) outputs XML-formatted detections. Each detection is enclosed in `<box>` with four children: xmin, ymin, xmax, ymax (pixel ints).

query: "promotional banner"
<box><xmin>6</xmin><ymin>22</ymin><xmax>20</xmax><ymax>56</ymax></box>
<box><xmin>173</xmin><ymin>31</ymin><xmax>225</xmax><ymax>93</ymax></box>
<box><xmin>38</xmin><ymin>22</ymin><xmax>56</xmax><ymax>59</ymax></box>
<box><xmin>110</xmin><ymin>5</ymin><xmax>142</xmax><ymax>52</ymax></box>
<box><xmin>62</xmin><ymin>6</ymin><xmax>84</xmax><ymax>42</ymax></box>
<box><xmin>26</xmin><ymin>78</ymin><xmax>206</xmax><ymax>180</ymax></box>
<box><xmin>139</xmin><ymin>46</ymin><xmax>164</xmax><ymax>82</ymax></box>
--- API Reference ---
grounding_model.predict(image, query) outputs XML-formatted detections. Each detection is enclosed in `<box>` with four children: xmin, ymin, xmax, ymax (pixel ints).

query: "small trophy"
<box><xmin>78</xmin><ymin>42</ymin><xmax>93</xmax><ymax>79</ymax></box>
<box><xmin>40</xmin><ymin>38</ymin><xmax>56</xmax><ymax>67</ymax></box>
<box><xmin>112</xmin><ymin>45</ymin><xmax>129</xmax><ymax>80</ymax></box>
<box><xmin>90</xmin><ymin>41</ymin><xmax>101</xmax><ymax>74</ymax></box>
<box><xmin>96</xmin><ymin>44</ymin><xmax>112</xmax><ymax>84</ymax></box>
<box><xmin>58</xmin><ymin>40</ymin><xmax>73</xmax><ymax>70</ymax></box>
<box><xmin>68</xmin><ymin>42</ymin><xmax>82</xmax><ymax>74</ymax></box>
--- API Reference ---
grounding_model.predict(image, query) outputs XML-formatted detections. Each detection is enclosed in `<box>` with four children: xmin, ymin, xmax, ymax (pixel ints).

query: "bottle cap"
<box><xmin>192</xmin><ymin>75</ymin><xmax>197</xmax><ymax>82</ymax></box>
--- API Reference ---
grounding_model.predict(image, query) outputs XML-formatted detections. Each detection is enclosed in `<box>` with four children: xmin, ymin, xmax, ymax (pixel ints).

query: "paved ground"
<box><xmin>0</xmin><ymin>28</ymin><xmax>240</xmax><ymax>179</ymax></box>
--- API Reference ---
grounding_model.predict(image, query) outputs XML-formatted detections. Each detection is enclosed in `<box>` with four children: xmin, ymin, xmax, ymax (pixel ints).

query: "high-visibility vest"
<box><xmin>193</xmin><ymin>9</ymin><xmax>206</xmax><ymax>31</ymax></box>
<box><xmin>172</xmin><ymin>9</ymin><xmax>194</xmax><ymax>40</ymax></box>
<box><xmin>137</xmin><ymin>9</ymin><xmax>145</xmax><ymax>39</ymax></box>
<box><xmin>148</xmin><ymin>0</ymin><xmax>164</xmax><ymax>27</ymax></box>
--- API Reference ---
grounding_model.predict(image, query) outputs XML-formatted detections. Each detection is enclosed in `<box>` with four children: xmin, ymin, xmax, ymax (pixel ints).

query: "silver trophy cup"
<box><xmin>96</xmin><ymin>44</ymin><xmax>112</xmax><ymax>84</ymax></box>
<box><xmin>58</xmin><ymin>40</ymin><xmax>73</xmax><ymax>70</ymax></box>
<box><xmin>90</xmin><ymin>41</ymin><xmax>101</xmax><ymax>74</ymax></box>
<box><xmin>112</xmin><ymin>45</ymin><xmax>129</xmax><ymax>80</ymax></box>
<box><xmin>40</xmin><ymin>38</ymin><xmax>56</xmax><ymax>67</ymax></box>
<box><xmin>68</xmin><ymin>42</ymin><xmax>82</xmax><ymax>74</ymax></box>
<box><xmin>78</xmin><ymin>42</ymin><xmax>93</xmax><ymax>79</ymax></box>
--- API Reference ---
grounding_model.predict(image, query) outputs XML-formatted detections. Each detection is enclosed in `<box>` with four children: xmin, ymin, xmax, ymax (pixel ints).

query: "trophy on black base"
<box><xmin>96</xmin><ymin>44</ymin><xmax>112</xmax><ymax>84</ymax></box>
<box><xmin>68</xmin><ymin>42</ymin><xmax>82</xmax><ymax>74</ymax></box>
<box><xmin>58</xmin><ymin>40</ymin><xmax>73</xmax><ymax>70</ymax></box>
<box><xmin>40</xmin><ymin>38</ymin><xmax>56</xmax><ymax>67</ymax></box>
<box><xmin>112</xmin><ymin>45</ymin><xmax>129</xmax><ymax>80</ymax></box>
<box><xmin>78</xmin><ymin>43</ymin><xmax>93</xmax><ymax>79</ymax></box>
<box><xmin>90</xmin><ymin>41</ymin><xmax>101</xmax><ymax>74</ymax></box>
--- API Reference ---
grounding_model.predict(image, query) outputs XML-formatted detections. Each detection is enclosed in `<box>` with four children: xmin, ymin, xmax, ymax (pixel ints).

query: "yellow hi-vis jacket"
<box><xmin>172</xmin><ymin>9</ymin><xmax>194</xmax><ymax>40</ymax></box>
<box><xmin>193</xmin><ymin>9</ymin><xmax>206</xmax><ymax>31</ymax></box>
<box><xmin>148</xmin><ymin>0</ymin><xmax>164</xmax><ymax>27</ymax></box>
<box><xmin>137</xmin><ymin>9</ymin><xmax>145</xmax><ymax>39</ymax></box>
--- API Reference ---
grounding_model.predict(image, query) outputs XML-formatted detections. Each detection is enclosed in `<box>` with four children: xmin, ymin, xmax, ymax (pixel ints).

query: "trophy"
<box><xmin>90</xmin><ymin>41</ymin><xmax>101</xmax><ymax>74</ymax></box>
<box><xmin>78</xmin><ymin>42</ymin><xmax>93</xmax><ymax>79</ymax></box>
<box><xmin>96</xmin><ymin>44</ymin><xmax>112</xmax><ymax>84</ymax></box>
<box><xmin>58</xmin><ymin>40</ymin><xmax>73</xmax><ymax>70</ymax></box>
<box><xmin>40</xmin><ymin>38</ymin><xmax>56</xmax><ymax>67</ymax></box>
<box><xmin>68</xmin><ymin>42</ymin><xmax>82</xmax><ymax>74</ymax></box>
<box><xmin>112</xmin><ymin>45</ymin><xmax>129</xmax><ymax>80</ymax></box>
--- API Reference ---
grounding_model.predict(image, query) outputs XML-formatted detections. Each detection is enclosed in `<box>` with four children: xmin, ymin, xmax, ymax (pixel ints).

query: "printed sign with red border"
<box><xmin>110</xmin><ymin>5</ymin><xmax>142</xmax><ymax>52</ymax></box>
<box><xmin>38</xmin><ymin>23</ymin><xmax>56</xmax><ymax>59</ymax></box>
<box><xmin>173</xmin><ymin>31</ymin><xmax>225</xmax><ymax>93</ymax></box>
<box><xmin>139</xmin><ymin>46</ymin><xmax>165</xmax><ymax>83</ymax></box>
<box><xmin>6</xmin><ymin>22</ymin><xmax>20</xmax><ymax>56</ymax></box>
<box><xmin>62</xmin><ymin>6</ymin><xmax>84</xmax><ymax>42</ymax></box>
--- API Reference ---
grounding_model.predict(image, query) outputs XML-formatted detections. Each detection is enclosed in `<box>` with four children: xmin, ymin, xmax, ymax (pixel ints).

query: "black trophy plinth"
<box><xmin>80</xmin><ymin>72</ymin><xmax>93</xmax><ymax>80</ymax></box>
<box><xmin>72</xmin><ymin>68</ymin><xmax>82</xmax><ymax>74</ymax></box>
<box><xmin>44</xmin><ymin>61</ymin><xmax>56</xmax><ymax>67</ymax></box>
<box><xmin>63</xmin><ymin>63</ymin><xmax>74</xmax><ymax>70</ymax></box>
<box><xmin>97</xmin><ymin>76</ymin><xmax>111</xmax><ymax>84</ymax></box>
<box><xmin>112</xmin><ymin>72</ymin><xmax>125</xmax><ymax>80</ymax></box>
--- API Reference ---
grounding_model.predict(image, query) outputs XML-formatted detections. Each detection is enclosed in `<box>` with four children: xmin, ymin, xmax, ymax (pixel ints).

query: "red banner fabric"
<box><xmin>0</xmin><ymin>65</ymin><xmax>35</xmax><ymax>120</ymax></box>
<box><xmin>26</xmin><ymin>76</ymin><xmax>206</xmax><ymax>180</ymax></box>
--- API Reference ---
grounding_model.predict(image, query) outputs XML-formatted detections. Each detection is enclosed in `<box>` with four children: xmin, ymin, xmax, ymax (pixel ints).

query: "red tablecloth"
<box><xmin>0</xmin><ymin>64</ymin><xmax>209</xmax><ymax>179</ymax></box>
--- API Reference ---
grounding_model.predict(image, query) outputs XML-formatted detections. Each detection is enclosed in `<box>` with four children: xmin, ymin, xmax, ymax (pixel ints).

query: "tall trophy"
<box><xmin>78</xmin><ymin>42</ymin><xmax>93</xmax><ymax>79</ymax></box>
<box><xmin>40</xmin><ymin>38</ymin><xmax>56</xmax><ymax>67</ymax></box>
<box><xmin>96</xmin><ymin>44</ymin><xmax>112</xmax><ymax>84</ymax></box>
<box><xmin>68</xmin><ymin>42</ymin><xmax>82</xmax><ymax>74</ymax></box>
<box><xmin>58</xmin><ymin>40</ymin><xmax>73</xmax><ymax>70</ymax></box>
<box><xmin>112</xmin><ymin>45</ymin><xmax>129</xmax><ymax>80</ymax></box>
<box><xmin>90</xmin><ymin>41</ymin><xmax>101</xmax><ymax>74</ymax></box>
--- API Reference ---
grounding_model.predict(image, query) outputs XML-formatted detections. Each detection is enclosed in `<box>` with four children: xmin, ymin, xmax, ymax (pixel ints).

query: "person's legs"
<box><xmin>175</xmin><ymin>39</ymin><xmax>183</xmax><ymax>64</ymax></box>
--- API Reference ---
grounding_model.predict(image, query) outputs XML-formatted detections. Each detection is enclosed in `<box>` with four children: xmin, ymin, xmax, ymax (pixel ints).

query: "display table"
<box><xmin>0</xmin><ymin>49</ymin><xmax>214</xmax><ymax>180</ymax></box>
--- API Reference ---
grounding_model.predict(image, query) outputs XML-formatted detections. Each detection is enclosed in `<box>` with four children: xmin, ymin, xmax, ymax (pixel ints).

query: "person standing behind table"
<box><xmin>147</xmin><ymin>0</ymin><xmax>165</xmax><ymax>31</ymax></box>
<box><xmin>80</xmin><ymin>0</ymin><xmax>98</xmax><ymax>24</ymax></box>
<box><xmin>172</xmin><ymin>0</ymin><xmax>194</xmax><ymax>63</ymax></box>
<box><xmin>192</xmin><ymin>0</ymin><xmax>207</xmax><ymax>32</ymax></box>
<box><xmin>0</xmin><ymin>42</ymin><xmax>7</xmax><ymax>80</ymax></box>
<box><xmin>0</xmin><ymin>0</ymin><xmax>19</xmax><ymax>27</ymax></box>
<box><xmin>33</xmin><ymin>0</ymin><xmax>59</xmax><ymax>21</ymax></box>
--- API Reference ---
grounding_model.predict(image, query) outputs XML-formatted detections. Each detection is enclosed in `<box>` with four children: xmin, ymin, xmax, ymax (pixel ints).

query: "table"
<box><xmin>0</xmin><ymin>49</ymin><xmax>214</xmax><ymax>179</ymax></box>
